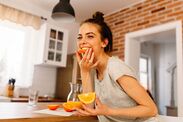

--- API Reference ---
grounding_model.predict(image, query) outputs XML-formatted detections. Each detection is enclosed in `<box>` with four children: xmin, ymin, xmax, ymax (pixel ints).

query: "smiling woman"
<box><xmin>0</xmin><ymin>20</ymin><xmax>38</xmax><ymax>90</ymax></box>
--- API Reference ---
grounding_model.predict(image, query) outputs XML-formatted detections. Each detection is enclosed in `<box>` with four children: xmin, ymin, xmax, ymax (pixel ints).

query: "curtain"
<box><xmin>0</xmin><ymin>4</ymin><xmax>41</xmax><ymax>30</ymax></box>
<box><xmin>0</xmin><ymin>20</ymin><xmax>38</xmax><ymax>88</ymax></box>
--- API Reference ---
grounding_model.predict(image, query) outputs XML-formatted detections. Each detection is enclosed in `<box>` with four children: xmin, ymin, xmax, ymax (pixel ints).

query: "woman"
<box><xmin>76</xmin><ymin>11</ymin><xmax>159</xmax><ymax>122</ymax></box>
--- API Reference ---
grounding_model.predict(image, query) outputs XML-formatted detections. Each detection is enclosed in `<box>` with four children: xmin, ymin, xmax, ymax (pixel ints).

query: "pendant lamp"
<box><xmin>52</xmin><ymin>0</ymin><xmax>75</xmax><ymax>22</ymax></box>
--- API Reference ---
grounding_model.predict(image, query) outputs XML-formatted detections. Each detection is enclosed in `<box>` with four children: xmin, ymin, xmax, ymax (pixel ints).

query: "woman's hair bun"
<box><xmin>92</xmin><ymin>11</ymin><xmax>104</xmax><ymax>22</ymax></box>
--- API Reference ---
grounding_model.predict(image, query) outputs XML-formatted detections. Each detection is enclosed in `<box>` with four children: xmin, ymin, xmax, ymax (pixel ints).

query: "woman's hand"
<box><xmin>76</xmin><ymin>48</ymin><xmax>98</xmax><ymax>93</ymax></box>
<box><xmin>76</xmin><ymin>48</ymin><xmax>98</xmax><ymax>73</ymax></box>
<box><xmin>75</xmin><ymin>97</ymin><xmax>110</xmax><ymax>116</ymax></box>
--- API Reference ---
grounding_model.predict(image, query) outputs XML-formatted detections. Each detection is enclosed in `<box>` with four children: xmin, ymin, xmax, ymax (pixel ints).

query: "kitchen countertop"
<box><xmin>11</xmin><ymin>97</ymin><xmax>64</xmax><ymax>102</ymax></box>
<box><xmin>0</xmin><ymin>102</ymin><xmax>98</xmax><ymax>122</ymax></box>
<box><xmin>0</xmin><ymin>96</ymin><xmax>64</xmax><ymax>102</ymax></box>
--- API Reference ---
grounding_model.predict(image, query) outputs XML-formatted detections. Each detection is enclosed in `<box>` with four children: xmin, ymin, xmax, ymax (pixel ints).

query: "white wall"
<box><xmin>141</xmin><ymin>42</ymin><xmax>176</xmax><ymax>115</ymax></box>
<box><xmin>0</xmin><ymin>0</ymin><xmax>79</xmax><ymax>96</ymax></box>
<box><xmin>31</xmin><ymin>66</ymin><xmax>57</xmax><ymax>97</ymax></box>
<box><xmin>154</xmin><ymin>43</ymin><xmax>176</xmax><ymax>115</ymax></box>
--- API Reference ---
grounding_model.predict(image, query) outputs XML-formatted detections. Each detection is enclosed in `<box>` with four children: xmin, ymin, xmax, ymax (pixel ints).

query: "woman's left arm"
<box><xmin>108</xmin><ymin>75</ymin><xmax>158</xmax><ymax>118</ymax></box>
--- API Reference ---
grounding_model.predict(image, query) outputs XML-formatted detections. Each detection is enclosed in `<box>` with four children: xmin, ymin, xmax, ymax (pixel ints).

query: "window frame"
<box><xmin>139</xmin><ymin>55</ymin><xmax>149</xmax><ymax>89</ymax></box>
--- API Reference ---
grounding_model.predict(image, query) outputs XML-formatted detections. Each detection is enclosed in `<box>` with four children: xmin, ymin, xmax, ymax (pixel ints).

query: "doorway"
<box><xmin>125</xmin><ymin>21</ymin><xmax>183</xmax><ymax>116</ymax></box>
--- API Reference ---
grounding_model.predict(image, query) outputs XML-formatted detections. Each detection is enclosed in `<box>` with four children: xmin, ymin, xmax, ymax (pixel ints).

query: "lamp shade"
<box><xmin>52</xmin><ymin>0</ymin><xmax>75</xmax><ymax>22</ymax></box>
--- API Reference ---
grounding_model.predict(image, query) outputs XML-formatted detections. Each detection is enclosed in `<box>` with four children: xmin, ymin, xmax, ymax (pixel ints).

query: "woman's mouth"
<box><xmin>78</xmin><ymin>47</ymin><xmax>88</xmax><ymax>54</ymax></box>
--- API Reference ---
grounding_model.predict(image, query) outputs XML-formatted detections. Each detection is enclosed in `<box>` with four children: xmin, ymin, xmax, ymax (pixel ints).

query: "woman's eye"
<box><xmin>87</xmin><ymin>35</ymin><xmax>94</xmax><ymax>39</ymax></box>
<box><xmin>77</xmin><ymin>36</ymin><xmax>82</xmax><ymax>40</ymax></box>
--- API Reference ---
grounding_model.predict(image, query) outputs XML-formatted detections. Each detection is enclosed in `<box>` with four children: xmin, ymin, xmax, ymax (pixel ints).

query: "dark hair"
<box><xmin>147</xmin><ymin>90</ymin><xmax>155</xmax><ymax>102</ymax></box>
<box><xmin>81</xmin><ymin>11</ymin><xmax>113</xmax><ymax>52</ymax></box>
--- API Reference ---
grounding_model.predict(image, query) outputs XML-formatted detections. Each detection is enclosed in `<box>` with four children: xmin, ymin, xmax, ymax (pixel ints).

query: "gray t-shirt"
<box><xmin>94</xmin><ymin>56</ymin><xmax>159</xmax><ymax>122</ymax></box>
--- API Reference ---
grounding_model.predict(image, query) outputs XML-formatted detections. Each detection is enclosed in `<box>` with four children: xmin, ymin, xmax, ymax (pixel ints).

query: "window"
<box><xmin>0</xmin><ymin>20</ymin><xmax>37</xmax><ymax>87</ymax></box>
<box><xmin>139</xmin><ymin>56</ymin><xmax>149</xmax><ymax>89</ymax></box>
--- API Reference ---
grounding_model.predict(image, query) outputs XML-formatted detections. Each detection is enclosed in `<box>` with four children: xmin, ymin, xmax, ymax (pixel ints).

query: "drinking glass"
<box><xmin>28</xmin><ymin>89</ymin><xmax>39</xmax><ymax>106</ymax></box>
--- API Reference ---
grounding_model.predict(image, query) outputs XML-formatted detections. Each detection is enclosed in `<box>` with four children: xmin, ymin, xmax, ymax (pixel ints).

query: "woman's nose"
<box><xmin>79</xmin><ymin>38</ymin><xmax>87</xmax><ymax>44</ymax></box>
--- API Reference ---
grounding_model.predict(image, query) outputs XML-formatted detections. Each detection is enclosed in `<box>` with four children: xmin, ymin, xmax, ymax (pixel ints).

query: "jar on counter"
<box><xmin>67</xmin><ymin>82</ymin><xmax>81</xmax><ymax>102</ymax></box>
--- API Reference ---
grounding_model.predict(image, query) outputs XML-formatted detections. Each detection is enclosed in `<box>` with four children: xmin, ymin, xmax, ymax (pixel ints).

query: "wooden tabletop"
<box><xmin>0</xmin><ymin>102</ymin><xmax>98</xmax><ymax>122</ymax></box>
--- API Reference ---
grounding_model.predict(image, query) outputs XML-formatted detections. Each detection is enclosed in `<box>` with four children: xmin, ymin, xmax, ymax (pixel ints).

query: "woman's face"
<box><xmin>77</xmin><ymin>23</ymin><xmax>106</xmax><ymax>58</ymax></box>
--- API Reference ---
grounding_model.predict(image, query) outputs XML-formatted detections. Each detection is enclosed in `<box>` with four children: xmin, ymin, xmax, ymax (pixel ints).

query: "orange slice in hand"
<box><xmin>78</xmin><ymin>92</ymin><xmax>96</xmax><ymax>104</ymax></box>
<box><xmin>63</xmin><ymin>101</ymin><xmax>82</xmax><ymax>112</ymax></box>
<box><xmin>78</xmin><ymin>48</ymin><xmax>88</xmax><ymax>54</ymax></box>
<box><xmin>47</xmin><ymin>104</ymin><xmax>60</xmax><ymax>110</ymax></box>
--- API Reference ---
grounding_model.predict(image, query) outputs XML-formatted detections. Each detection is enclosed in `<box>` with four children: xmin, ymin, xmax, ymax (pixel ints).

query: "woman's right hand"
<box><xmin>75</xmin><ymin>97</ymin><xmax>111</xmax><ymax>116</ymax></box>
<box><xmin>76</xmin><ymin>48</ymin><xmax>97</xmax><ymax>73</ymax></box>
<box><xmin>76</xmin><ymin>48</ymin><xmax>98</xmax><ymax>93</ymax></box>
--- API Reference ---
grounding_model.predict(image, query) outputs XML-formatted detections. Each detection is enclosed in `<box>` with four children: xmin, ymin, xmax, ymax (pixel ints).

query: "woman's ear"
<box><xmin>101</xmin><ymin>39</ymin><xmax>108</xmax><ymax>48</ymax></box>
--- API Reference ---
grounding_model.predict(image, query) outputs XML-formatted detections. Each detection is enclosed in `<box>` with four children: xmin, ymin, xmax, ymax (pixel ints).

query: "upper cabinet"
<box><xmin>35</xmin><ymin>23</ymin><xmax>69</xmax><ymax>67</ymax></box>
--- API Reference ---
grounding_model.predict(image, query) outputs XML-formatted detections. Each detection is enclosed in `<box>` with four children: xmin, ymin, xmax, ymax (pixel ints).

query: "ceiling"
<box><xmin>23</xmin><ymin>0</ymin><xmax>143</xmax><ymax>22</ymax></box>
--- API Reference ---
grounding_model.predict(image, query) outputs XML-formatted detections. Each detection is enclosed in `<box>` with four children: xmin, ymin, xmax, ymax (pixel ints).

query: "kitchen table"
<box><xmin>0</xmin><ymin>102</ymin><xmax>98</xmax><ymax>122</ymax></box>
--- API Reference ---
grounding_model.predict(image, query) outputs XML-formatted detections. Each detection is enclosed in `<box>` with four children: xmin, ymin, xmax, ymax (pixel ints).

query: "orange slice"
<box><xmin>78</xmin><ymin>92</ymin><xmax>96</xmax><ymax>104</ymax></box>
<box><xmin>62</xmin><ymin>101</ymin><xmax>82</xmax><ymax>112</ymax></box>
<box><xmin>47</xmin><ymin>104</ymin><xmax>60</xmax><ymax>110</ymax></box>
<box><xmin>78</xmin><ymin>48</ymin><xmax>88</xmax><ymax>54</ymax></box>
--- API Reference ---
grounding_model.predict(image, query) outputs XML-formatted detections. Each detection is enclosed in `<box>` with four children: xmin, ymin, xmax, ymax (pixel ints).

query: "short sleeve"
<box><xmin>108</xmin><ymin>57</ymin><xmax>138</xmax><ymax>82</ymax></box>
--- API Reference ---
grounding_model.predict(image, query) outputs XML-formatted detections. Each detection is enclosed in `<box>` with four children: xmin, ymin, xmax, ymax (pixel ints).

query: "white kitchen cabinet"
<box><xmin>35</xmin><ymin>23</ymin><xmax>68</xmax><ymax>67</ymax></box>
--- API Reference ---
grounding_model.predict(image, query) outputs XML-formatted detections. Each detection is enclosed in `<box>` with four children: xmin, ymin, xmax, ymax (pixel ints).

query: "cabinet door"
<box><xmin>55</xmin><ymin>31</ymin><xmax>63</xmax><ymax>62</ymax></box>
<box><xmin>45</xmin><ymin>25</ymin><xmax>68</xmax><ymax>67</ymax></box>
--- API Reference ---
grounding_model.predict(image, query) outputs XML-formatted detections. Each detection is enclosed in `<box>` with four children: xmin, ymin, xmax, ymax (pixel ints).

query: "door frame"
<box><xmin>125</xmin><ymin>21</ymin><xmax>183</xmax><ymax>116</ymax></box>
